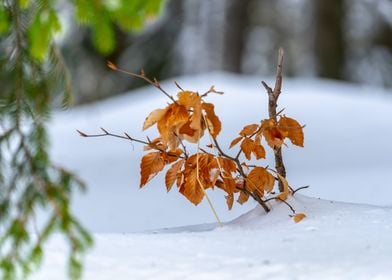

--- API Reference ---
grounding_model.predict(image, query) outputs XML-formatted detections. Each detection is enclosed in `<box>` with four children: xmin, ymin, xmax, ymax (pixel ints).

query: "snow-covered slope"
<box><xmin>33</xmin><ymin>195</ymin><xmax>392</xmax><ymax>280</ymax></box>
<box><xmin>49</xmin><ymin>72</ymin><xmax>392</xmax><ymax>233</ymax></box>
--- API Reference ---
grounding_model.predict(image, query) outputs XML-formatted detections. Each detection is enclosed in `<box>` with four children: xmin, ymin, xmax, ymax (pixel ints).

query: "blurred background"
<box><xmin>60</xmin><ymin>0</ymin><xmax>392</xmax><ymax>103</ymax></box>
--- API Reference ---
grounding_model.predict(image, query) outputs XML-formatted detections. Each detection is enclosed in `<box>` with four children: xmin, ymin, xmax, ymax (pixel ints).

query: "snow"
<box><xmin>35</xmin><ymin>72</ymin><xmax>392</xmax><ymax>279</ymax></box>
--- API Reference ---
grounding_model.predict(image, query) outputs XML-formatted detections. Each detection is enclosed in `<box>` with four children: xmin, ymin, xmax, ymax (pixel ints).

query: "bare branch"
<box><xmin>107</xmin><ymin>62</ymin><xmax>177</xmax><ymax>103</ymax></box>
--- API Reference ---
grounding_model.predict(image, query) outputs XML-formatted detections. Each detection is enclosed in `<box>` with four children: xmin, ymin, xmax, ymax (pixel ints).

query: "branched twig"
<box><xmin>262</xmin><ymin>47</ymin><xmax>287</xmax><ymax>192</ymax></box>
<box><xmin>263</xmin><ymin>196</ymin><xmax>295</xmax><ymax>214</ymax></box>
<box><xmin>77</xmin><ymin>129</ymin><xmax>185</xmax><ymax>159</ymax></box>
<box><xmin>107</xmin><ymin>62</ymin><xmax>177</xmax><ymax>103</ymax></box>
<box><xmin>236</xmin><ymin>187</ymin><xmax>270</xmax><ymax>212</ymax></box>
<box><xmin>292</xmin><ymin>185</ymin><xmax>310</xmax><ymax>195</ymax></box>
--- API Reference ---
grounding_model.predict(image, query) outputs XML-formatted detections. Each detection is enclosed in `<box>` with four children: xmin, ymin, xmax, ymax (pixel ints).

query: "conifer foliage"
<box><xmin>0</xmin><ymin>1</ymin><xmax>163</xmax><ymax>279</ymax></box>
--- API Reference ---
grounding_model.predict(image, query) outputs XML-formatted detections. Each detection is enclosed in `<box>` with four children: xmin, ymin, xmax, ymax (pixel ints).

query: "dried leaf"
<box><xmin>229</xmin><ymin>136</ymin><xmax>243</xmax><ymax>149</ymax></box>
<box><xmin>226</xmin><ymin>194</ymin><xmax>234</xmax><ymax>210</ymax></box>
<box><xmin>261</xmin><ymin>119</ymin><xmax>287</xmax><ymax>148</ymax></box>
<box><xmin>179</xmin><ymin>168</ymin><xmax>205</xmax><ymax>205</ymax></box>
<box><xmin>247</xmin><ymin>167</ymin><xmax>274</xmax><ymax>194</ymax></box>
<box><xmin>202</xmin><ymin>102</ymin><xmax>221</xmax><ymax>138</ymax></box>
<box><xmin>177</xmin><ymin>91</ymin><xmax>202</xmax><ymax>131</ymax></box>
<box><xmin>277</xmin><ymin>173</ymin><xmax>290</xmax><ymax>200</ymax></box>
<box><xmin>241</xmin><ymin>138</ymin><xmax>255</xmax><ymax>160</ymax></box>
<box><xmin>279</xmin><ymin>116</ymin><xmax>304</xmax><ymax>147</ymax></box>
<box><xmin>293</xmin><ymin>213</ymin><xmax>306</xmax><ymax>223</ymax></box>
<box><xmin>165</xmin><ymin>159</ymin><xmax>184</xmax><ymax>192</ymax></box>
<box><xmin>240</xmin><ymin>124</ymin><xmax>259</xmax><ymax>136</ymax></box>
<box><xmin>253</xmin><ymin>144</ymin><xmax>266</xmax><ymax>160</ymax></box>
<box><xmin>140</xmin><ymin>152</ymin><xmax>165</xmax><ymax>187</ymax></box>
<box><xmin>157</xmin><ymin>104</ymin><xmax>189</xmax><ymax>149</ymax></box>
<box><xmin>143</xmin><ymin>108</ymin><xmax>168</xmax><ymax>130</ymax></box>
<box><xmin>237</xmin><ymin>191</ymin><xmax>249</xmax><ymax>204</ymax></box>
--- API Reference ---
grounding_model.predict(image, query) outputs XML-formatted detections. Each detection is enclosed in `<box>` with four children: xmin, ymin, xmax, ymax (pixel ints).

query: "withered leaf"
<box><xmin>226</xmin><ymin>194</ymin><xmax>234</xmax><ymax>210</ymax></box>
<box><xmin>293</xmin><ymin>213</ymin><xmax>306</xmax><ymax>223</ymax></box>
<box><xmin>241</xmin><ymin>138</ymin><xmax>256</xmax><ymax>160</ymax></box>
<box><xmin>277</xmin><ymin>173</ymin><xmax>290</xmax><ymax>200</ymax></box>
<box><xmin>202</xmin><ymin>102</ymin><xmax>221</xmax><ymax>138</ymax></box>
<box><xmin>143</xmin><ymin>108</ymin><xmax>168</xmax><ymax>130</ymax></box>
<box><xmin>179</xmin><ymin>167</ymin><xmax>205</xmax><ymax>205</ymax></box>
<box><xmin>240</xmin><ymin>124</ymin><xmax>259</xmax><ymax>136</ymax></box>
<box><xmin>229</xmin><ymin>136</ymin><xmax>243</xmax><ymax>149</ymax></box>
<box><xmin>165</xmin><ymin>159</ymin><xmax>184</xmax><ymax>192</ymax></box>
<box><xmin>237</xmin><ymin>191</ymin><xmax>249</xmax><ymax>204</ymax></box>
<box><xmin>140</xmin><ymin>152</ymin><xmax>166</xmax><ymax>187</ymax></box>
<box><xmin>279</xmin><ymin>116</ymin><xmax>304</xmax><ymax>147</ymax></box>
<box><xmin>253</xmin><ymin>144</ymin><xmax>266</xmax><ymax>160</ymax></box>
<box><xmin>246</xmin><ymin>167</ymin><xmax>275</xmax><ymax>194</ymax></box>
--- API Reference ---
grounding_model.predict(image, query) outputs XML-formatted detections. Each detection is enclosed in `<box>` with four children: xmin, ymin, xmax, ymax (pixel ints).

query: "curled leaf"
<box><xmin>279</xmin><ymin>116</ymin><xmax>304</xmax><ymax>147</ymax></box>
<box><xmin>293</xmin><ymin>213</ymin><xmax>306</xmax><ymax>223</ymax></box>
<box><xmin>240</xmin><ymin>124</ymin><xmax>259</xmax><ymax>136</ymax></box>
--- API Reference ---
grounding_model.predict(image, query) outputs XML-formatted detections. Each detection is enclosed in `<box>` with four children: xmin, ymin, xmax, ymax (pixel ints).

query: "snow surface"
<box><xmin>35</xmin><ymin>72</ymin><xmax>392</xmax><ymax>279</ymax></box>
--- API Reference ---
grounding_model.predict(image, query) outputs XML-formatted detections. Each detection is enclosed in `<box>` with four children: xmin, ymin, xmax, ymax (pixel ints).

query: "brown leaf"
<box><xmin>246</xmin><ymin>167</ymin><xmax>275</xmax><ymax>194</ymax></box>
<box><xmin>179</xmin><ymin>168</ymin><xmax>205</xmax><ymax>205</ymax></box>
<box><xmin>253</xmin><ymin>144</ymin><xmax>266</xmax><ymax>160</ymax></box>
<box><xmin>293</xmin><ymin>213</ymin><xmax>306</xmax><ymax>223</ymax></box>
<box><xmin>229</xmin><ymin>136</ymin><xmax>243</xmax><ymax>149</ymax></box>
<box><xmin>279</xmin><ymin>116</ymin><xmax>304</xmax><ymax>147</ymax></box>
<box><xmin>140</xmin><ymin>152</ymin><xmax>165</xmax><ymax>187</ymax></box>
<box><xmin>177</xmin><ymin>91</ymin><xmax>202</xmax><ymax>131</ymax></box>
<box><xmin>143</xmin><ymin>108</ymin><xmax>168</xmax><ymax>130</ymax></box>
<box><xmin>157</xmin><ymin>104</ymin><xmax>189</xmax><ymax>149</ymax></box>
<box><xmin>240</xmin><ymin>124</ymin><xmax>259</xmax><ymax>136</ymax></box>
<box><xmin>237</xmin><ymin>191</ymin><xmax>249</xmax><ymax>204</ymax></box>
<box><xmin>226</xmin><ymin>194</ymin><xmax>234</xmax><ymax>210</ymax></box>
<box><xmin>222</xmin><ymin>177</ymin><xmax>236</xmax><ymax>195</ymax></box>
<box><xmin>202</xmin><ymin>102</ymin><xmax>222</xmax><ymax>138</ymax></box>
<box><xmin>163</xmin><ymin>148</ymin><xmax>183</xmax><ymax>163</ymax></box>
<box><xmin>261</xmin><ymin>119</ymin><xmax>287</xmax><ymax>148</ymax></box>
<box><xmin>277</xmin><ymin>173</ymin><xmax>290</xmax><ymax>200</ymax></box>
<box><xmin>165</xmin><ymin>159</ymin><xmax>184</xmax><ymax>192</ymax></box>
<box><xmin>241</xmin><ymin>138</ymin><xmax>255</xmax><ymax>160</ymax></box>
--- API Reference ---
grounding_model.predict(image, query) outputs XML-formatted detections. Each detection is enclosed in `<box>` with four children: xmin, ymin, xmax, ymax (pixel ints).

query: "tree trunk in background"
<box><xmin>314</xmin><ymin>0</ymin><xmax>345</xmax><ymax>80</ymax></box>
<box><xmin>223</xmin><ymin>0</ymin><xmax>250</xmax><ymax>72</ymax></box>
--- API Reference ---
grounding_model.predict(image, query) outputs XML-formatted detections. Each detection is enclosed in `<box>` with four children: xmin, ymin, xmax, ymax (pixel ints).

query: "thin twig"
<box><xmin>77</xmin><ymin>129</ymin><xmax>185</xmax><ymax>159</ymax></box>
<box><xmin>107</xmin><ymin>62</ymin><xmax>177</xmax><ymax>103</ymax></box>
<box><xmin>262</xmin><ymin>47</ymin><xmax>287</xmax><ymax>192</ymax></box>
<box><xmin>292</xmin><ymin>185</ymin><xmax>310</xmax><ymax>195</ymax></box>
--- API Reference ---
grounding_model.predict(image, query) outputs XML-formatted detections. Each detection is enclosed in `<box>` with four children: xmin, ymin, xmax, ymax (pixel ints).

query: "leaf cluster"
<box><xmin>139</xmin><ymin>85</ymin><xmax>305</xmax><ymax>211</ymax></box>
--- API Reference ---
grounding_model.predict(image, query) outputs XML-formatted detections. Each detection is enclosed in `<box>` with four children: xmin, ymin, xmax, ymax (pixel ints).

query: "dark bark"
<box><xmin>314</xmin><ymin>0</ymin><xmax>346</xmax><ymax>80</ymax></box>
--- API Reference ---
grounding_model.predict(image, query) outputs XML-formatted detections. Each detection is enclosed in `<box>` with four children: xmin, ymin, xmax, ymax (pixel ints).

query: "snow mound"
<box><xmin>34</xmin><ymin>195</ymin><xmax>392</xmax><ymax>280</ymax></box>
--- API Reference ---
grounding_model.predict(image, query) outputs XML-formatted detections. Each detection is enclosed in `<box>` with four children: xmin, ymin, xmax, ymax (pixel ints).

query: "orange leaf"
<box><xmin>241</xmin><ymin>138</ymin><xmax>255</xmax><ymax>160</ymax></box>
<box><xmin>179</xmin><ymin>168</ymin><xmax>205</xmax><ymax>205</ymax></box>
<box><xmin>237</xmin><ymin>191</ymin><xmax>249</xmax><ymax>204</ymax></box>
<box><xmin>163</xmin><ymin>148</ymin><xmax>183</xmax><ymax>163</ymax></box>
<box><xmin>226</xmin><ymin>194</ymin><xmax>234</xmax><ymax>210</ymax></box>
<box><xmin>279</xmin><ymin>116</ymin><xmax>304</xmax><ymax>147</ymax></box>
<box><xmin>165</xmin><ymin>159</ymin><xmax>184</xmax><ymax>192</ymax></box>
<box><xmin>202</xmin><ymin>102</ymin><xmax>221</xmax><ymax>138</ymax></box>
<box><xmin>177</xmin><ymin>91</ymin><xmax>202</xmax><ymax>131</ymax></box>
<box><xmin>143</xmin><ymin>108</ymin><xmax>168</xmax><ymax>130</ymax></box>
<box><xmin>253</xmin><ymin>144</ymin><xmax>266</xmax><ymax>160</ymax></box>
<box><xmin>262</xmin><ymin>118</ymin><xmax>287</xmax><ymax>148</ymax></box>
<box><xmin>229</xmin><ymin>136</ymin><xmax>243</xmax><ymax>149</ymax></box>
<box><xmin>277</xmin><ymin>173</ymin><xmax>290</xmax><ymax>200</ymax></box>
<box><xmin>293</xmin><ymin>213</ymin><xmax>306</xmax><ymax>223</ymax></box>
<box><xmin>247</xmin><ymin>167</ymin><xmax>275</xmax><ymax>194</ymax></box>
<box><xmin>157</xmin><ymin>104</ymin><xmax>189</xmax><ymax>149</ymax></box>
<box><xmin>140</xmin><ymin>152</ymin><xmax>165</xmax><ymax>187</ymax></box>
<box><xmin>222</xmin><ymin>177</ymin><xmax>236</xmax><ymax>195</ymax></box>
<box><xmin>240</xmin><ymin>124</ymin><xmax>259</xmax><ymax>136</ymax></box>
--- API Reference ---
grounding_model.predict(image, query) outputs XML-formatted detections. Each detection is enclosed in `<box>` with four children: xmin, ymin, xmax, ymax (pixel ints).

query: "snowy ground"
<box><xmin>34</xmin><ymin>72</ymin><xmax>392</xmax><ymax>279</ymax></box>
